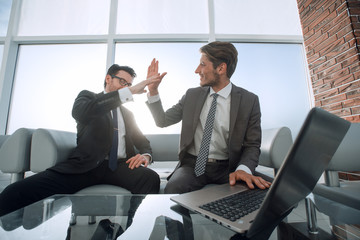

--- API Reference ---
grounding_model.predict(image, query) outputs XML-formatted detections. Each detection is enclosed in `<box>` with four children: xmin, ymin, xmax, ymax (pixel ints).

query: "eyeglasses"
<box><xmin>111</xmin><ymin>75</ymin><xmax>132</xmax><ymax>87</ymax></box>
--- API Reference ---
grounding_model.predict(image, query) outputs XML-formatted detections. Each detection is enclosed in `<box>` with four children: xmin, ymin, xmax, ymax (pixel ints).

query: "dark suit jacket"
<box><xmin>146</xmin><ymin>84</ymin><xmax>261</xmax><ymax>174</ymax></box>
<box><xmin>51</xmin><ymin>90</ymin><xmax>151</xmax><ymax>174</ymax></box>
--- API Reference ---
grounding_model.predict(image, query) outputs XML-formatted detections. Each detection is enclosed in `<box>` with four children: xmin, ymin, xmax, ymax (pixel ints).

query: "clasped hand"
<box><xmin>128</xmin><ymin>63</ymin><xmax>166</xmax><ymax>95</ymax></box>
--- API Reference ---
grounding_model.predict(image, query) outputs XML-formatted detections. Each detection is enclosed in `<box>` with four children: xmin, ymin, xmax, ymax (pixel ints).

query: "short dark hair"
<box><xmin>104</xmin><ymin>64</ymin><xmax>136</xmax><ymax>88</ymax></box>
<box><xmin>200</xmin><ymin>41</ymin><xmax>238</xmax><ymax>78</ymax></box>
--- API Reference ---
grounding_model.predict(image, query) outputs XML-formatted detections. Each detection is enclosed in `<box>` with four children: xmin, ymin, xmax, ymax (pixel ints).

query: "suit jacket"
<box><xmin>51</xmin><ymin>90</ymin><xmax>151</xmax><ymax>174</ymax></box>
<box><xmin>146</xmin><ymin>84</ymin><xmax>261</xmax><ymax>174</ymax></box>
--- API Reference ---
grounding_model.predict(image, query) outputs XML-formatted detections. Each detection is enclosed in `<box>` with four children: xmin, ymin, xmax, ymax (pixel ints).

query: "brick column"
<box><xmin>297</xmin><ymin>0</ymin><xmax>360</xmax><ymax>122</ymax></box>
<box><xmin>297</xmin><ymin>2</ymin><xmax>359</xmax><ymax>237</ymax></box>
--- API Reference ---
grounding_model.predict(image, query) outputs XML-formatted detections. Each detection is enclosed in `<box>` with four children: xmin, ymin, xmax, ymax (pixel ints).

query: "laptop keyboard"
<box><xmin>199</xmin><ymin>188</ymin><xmax>268</xmax><ymax>222</ymax></box>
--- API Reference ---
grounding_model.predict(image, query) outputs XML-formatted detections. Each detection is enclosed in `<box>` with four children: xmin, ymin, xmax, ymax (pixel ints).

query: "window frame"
<box><xmin>0</xmin><ymin>0</ymin><xmax>311</xmax><ymax>135</ymax></box>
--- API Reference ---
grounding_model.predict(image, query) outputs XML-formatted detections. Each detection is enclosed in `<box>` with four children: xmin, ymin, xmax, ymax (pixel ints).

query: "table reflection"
<box><xmin>0</xmin><ymin>194</ymin><xmax>238</xmax><ymax>240</ymax></box>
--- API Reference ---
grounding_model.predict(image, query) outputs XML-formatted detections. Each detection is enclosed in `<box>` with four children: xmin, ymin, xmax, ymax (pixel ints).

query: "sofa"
<box><xmin>0</xmin><ymin>126</ymin><xmax>293</xmax><ymax>228</ymax></box>
<box><xmin>310</xmin><ymin>123</ymin><xmax>360</xmax><ymax>229</ymax></box>
<box><xmin>0</xmin><ymin>126</ymin><xmax>293</xmax><ymax>195</ymax></box>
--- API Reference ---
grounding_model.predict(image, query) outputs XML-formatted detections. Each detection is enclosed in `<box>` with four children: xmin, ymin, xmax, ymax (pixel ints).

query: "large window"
<box><xmin>117</xmin><ymin>0</ymin><xmax>209</xmax><ymax>34</ymax></box>
<box><xmin>5</xmin><ymin>42</ymin><xmax>206</xmax><ymax>134</ymax></box>
<box><xmin>115</xmin><ymin>42</ymin><xmax>310</xmax><ymax>136</ymax></box>
<box><xmin>7</xmin><ymin>44</ymin><xmax>107</xmax><ymax>133</ymax></box>
<box><xmin>7</xmin><ymin>42</ymin><xmax>310</xmax><ymax>137</ymax></box>
<box><xmin>1</xmin><ymin>0</ymin><xmax>310</xmax><ymax>138</ymax></box>
<box><xmin>214</xmin><ymin>0</ymin><xmax>302</xmax><ymax>35</ymax></box>
<box><xmin>234</xmin><ymin>43</ymin><xmax>310</xmax><ymax>136</ymax></box>
<box><xmin>0</xmin><ymin>0</ymin><xmax>12</xmax><ymax>36</ymax></box>
<box><xmin>115</xmin><ymin>43</ymin><xmax>204</xmax><ymax>134</ymax></box>
<box><xmin>18</xmin><ymin>0</ymin><xmax>111</xmax><ymax>36</ymax></box>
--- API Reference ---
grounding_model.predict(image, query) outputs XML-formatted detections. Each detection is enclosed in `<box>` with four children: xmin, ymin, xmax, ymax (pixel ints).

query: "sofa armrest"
<box><xmin>259</xmin><ymin>127</ymin><xmax>293</xmax><ymax>170</ymax></box>
<box><xmin>30</xmin><ymin>128</ymin><xmax>76</xmax><ymax>173</ymax></box>
<box><xmin>326</xmin><ymin>123</ymin><xmax>360</xmax><ymax>172</ymax></box>
<box><xmin>311</xmin><ymin>122</ymin><xmax>360</xmax><ymax>225</ymax></box>
<box><xmin>0</xmin><ymin>135</ymin><xmax>10</xmax><ymax>148</ymax></box>
<box><xmin>0</xmin><ymin>128</ymin><xmax>34</xmax><ymax>182</ymax></box>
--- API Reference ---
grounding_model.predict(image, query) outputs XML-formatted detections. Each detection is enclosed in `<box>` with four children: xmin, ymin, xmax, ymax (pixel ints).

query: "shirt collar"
<box><xmin>210</xmin><ymin>82</ymin><xmax>232</xmax><ymax>99</ymax></box>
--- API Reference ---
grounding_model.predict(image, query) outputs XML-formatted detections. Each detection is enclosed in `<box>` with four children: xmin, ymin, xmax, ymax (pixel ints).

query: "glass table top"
<box><xmin>0</xmin><ymin>194</ymin><xmax>241</xmax><ymax>240</ymax></box>
<box><xmin>1</xmin><ymin>193</ymin><xmax>359</xmax><ymax>239</ymax></box>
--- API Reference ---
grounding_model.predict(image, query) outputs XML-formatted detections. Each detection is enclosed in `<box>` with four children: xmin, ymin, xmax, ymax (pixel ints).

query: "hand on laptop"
<box><xmin>229</xmin><ymin>170</ymin><xmax>271</xmax><ymax>189</ymax></box>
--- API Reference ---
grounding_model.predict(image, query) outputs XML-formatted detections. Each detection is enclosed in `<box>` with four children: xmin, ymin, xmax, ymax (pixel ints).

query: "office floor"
<box><xmin>0</xmin><ymin>170</ymin><xmax>335</xmax><ymax>240</ymax></box>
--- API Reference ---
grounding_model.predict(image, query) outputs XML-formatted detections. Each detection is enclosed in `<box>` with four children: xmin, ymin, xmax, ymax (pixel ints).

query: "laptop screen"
<box><xmin>247</xmin><ymin>107</ymin><xmax>351</xmax><ymax>237</ymax></box>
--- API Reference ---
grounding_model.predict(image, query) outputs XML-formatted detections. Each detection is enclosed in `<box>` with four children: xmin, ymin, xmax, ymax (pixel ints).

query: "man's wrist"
<box><xmin>142</xmin><ymin>153</ymin><xmax>153</xmax><ymax>164</ymax></box>
<box><xmin>149</xmin><ymin>90</ymin><xmax>159</xmax><ymax>96</ymax></box>
<box><xmin>118</xmin><ymin>88</ymin><xmax>133</xmax><ymax>103</ymax></box>
<box><xmin>147</xmin><ymin>93</ymin><xmax>160</xmax><ymax>103</ymax></box>
<box><xmin>236</xmin><ymin>165</ymin><xmax>252</xmax><ymax>175</ymax></box>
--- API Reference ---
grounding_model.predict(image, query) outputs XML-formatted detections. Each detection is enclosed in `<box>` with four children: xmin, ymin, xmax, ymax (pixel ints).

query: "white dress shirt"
<box><xmin>187</xmin><ymin>83</ymin><xmax>231</xmax><ymax>160</ymax></box>
<box><xmin>105</xmin><ymin>88</ymin><xmax>133</xmax><ymax>158</ymax></box>
<box><xmin>113</xmin><ymin>88</ymin><xmax>152</xmax><ymax>162</ymax></box>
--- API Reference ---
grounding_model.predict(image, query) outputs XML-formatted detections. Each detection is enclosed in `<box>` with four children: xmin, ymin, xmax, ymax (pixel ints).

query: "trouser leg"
<box><xmin>103</xmin><ymin>161</ymin><xmax>160</xmax><ymax>194</ymax></box>
<box><xmin>0</xmin><ymin>169</ymin><xmax>94</xmax><ymax>216</ymax></box>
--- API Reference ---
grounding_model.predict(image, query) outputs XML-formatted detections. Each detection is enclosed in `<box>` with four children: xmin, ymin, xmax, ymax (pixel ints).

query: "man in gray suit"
<box><xmin>146</xmin><ymin>41</ymin><xmax>271</xmax><ymax>194</ymax></box>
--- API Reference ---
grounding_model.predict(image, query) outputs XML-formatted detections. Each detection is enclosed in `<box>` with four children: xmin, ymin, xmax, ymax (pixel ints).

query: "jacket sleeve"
<box><xmin>72</xmin><ymin>90</ymin><xmax>120</xmax><ymax>124</ymax></box>
<box><xmin>236</xmin><ymin>95</ymin><xmax>262</xmax><ymax>173</ymax></box>
<box><xmin>145</xmin><ymin>94</ymin><xmax>185</xmax><ymax>128</ymax></box>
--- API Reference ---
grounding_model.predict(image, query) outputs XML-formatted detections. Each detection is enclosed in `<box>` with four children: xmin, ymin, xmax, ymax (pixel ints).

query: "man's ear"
<box><xmin>105</xmin><ymin>74</ymin><xmax>112</xmax><ymax>85</ymax></box>
<box><xmin>218</xmin><ymin>62</ymin><xmax>227</xmax><ymax>75</ymax></box>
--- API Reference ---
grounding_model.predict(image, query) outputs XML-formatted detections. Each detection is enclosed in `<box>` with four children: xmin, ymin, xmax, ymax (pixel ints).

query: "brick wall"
<box><xmin>297</xmin><ymin>2</ymin><xmax>359</xmax><ymax>236</ymax></box>
<box><xmin>297</xmin><ymin>0</ymin><xmax>360</xmax><ymax>123</ymax></box>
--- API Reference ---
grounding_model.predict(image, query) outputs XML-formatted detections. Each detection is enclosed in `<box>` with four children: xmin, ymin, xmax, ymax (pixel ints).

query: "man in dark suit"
<box><xmin>146</xmin><ymin>41</ymin><xmax>271</xmax><ymax>193</ymax></box>
<box><xmin>0</xmin><ymin>64</ymin><xmax>162</xmax><ymax>216</ymax></box>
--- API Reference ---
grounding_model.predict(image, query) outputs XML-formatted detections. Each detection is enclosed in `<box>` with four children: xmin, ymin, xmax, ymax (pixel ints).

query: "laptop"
<box><xmin>171</xmin><ymin>107</ymin><xmax>350</xmax><ymax>238</ymax></box>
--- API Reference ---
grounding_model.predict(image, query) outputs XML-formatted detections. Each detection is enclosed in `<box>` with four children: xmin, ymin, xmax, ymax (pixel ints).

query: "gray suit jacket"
<box><xmin>146</xmin><ymin>84</ymin><xmax>261</xmax><ymax>174</ymax></box>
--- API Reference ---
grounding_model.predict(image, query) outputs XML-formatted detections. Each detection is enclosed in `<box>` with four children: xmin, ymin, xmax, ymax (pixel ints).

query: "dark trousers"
<box><xmin>0</xmin><ymin>160</ymin><xmax>160</xmax><ymax>216</ymax></box>
<box><xmin>164</xmin><ymin>154</ymin><xmax>229</xmax><ymax>194</ymax></box>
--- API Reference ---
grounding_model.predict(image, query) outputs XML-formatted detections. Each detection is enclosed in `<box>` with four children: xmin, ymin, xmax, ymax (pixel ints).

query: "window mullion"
<box><xmin>106</xmin><ymin>0</ymin><xmax>118</xmax><ymax>70</ymax></box>
<box><xmin>0</xmin><ymin>0</ymin><xmax>23</xmax><ymax>134</ymax></box>
<box><xmin>208</xmin><ymin>0</ymin><xmax>215</xmax><ymax>42</ymax></box>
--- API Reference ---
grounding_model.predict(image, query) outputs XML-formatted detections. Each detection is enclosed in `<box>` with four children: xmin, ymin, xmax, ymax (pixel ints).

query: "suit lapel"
<box><xmin>229</xmin><ymin>85</ymin><xmax>241</xmax><ymax>141</ymax></box>
<box><xmin>192</xmin><ymin>87</ymin><xmax>209</xmax><ymax>133</ymax></box>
